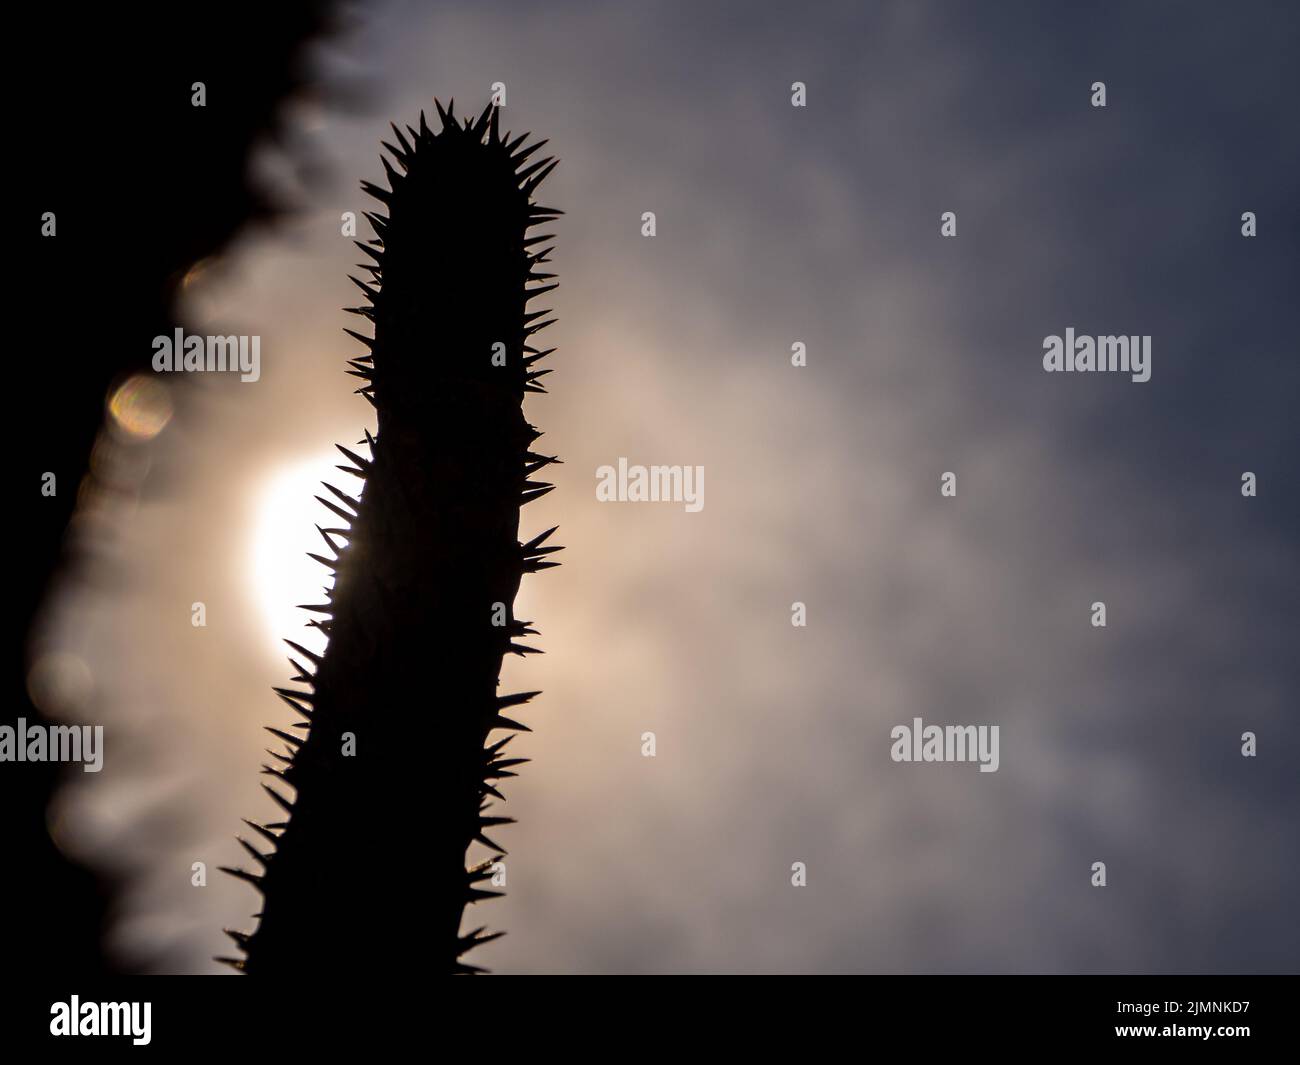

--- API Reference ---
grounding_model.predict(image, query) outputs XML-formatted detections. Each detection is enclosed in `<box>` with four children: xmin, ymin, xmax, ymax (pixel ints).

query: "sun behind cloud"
<box><xmin>247</xmin><ymin>452</ymin><xmax>357</xmax><ymax>660</ymax></box>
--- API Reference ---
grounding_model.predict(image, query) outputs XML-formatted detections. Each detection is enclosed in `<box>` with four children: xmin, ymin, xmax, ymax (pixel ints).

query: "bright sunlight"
<box><xmin>248</xmin><ymin>451</ymin><xmax>356</xmax><ymax>660</ymax></box>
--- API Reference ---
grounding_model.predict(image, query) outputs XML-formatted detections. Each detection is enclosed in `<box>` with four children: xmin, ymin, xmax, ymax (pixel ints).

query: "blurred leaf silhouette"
<box><xmin>10</xmin><ymin>3</ymin><xmax>339</xmax><ymax>975</ymax></box>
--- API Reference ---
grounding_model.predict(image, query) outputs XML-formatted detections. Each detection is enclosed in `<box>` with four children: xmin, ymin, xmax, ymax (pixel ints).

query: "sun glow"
<box><xmin>248</xmin><ymin>452</ymin><xmax>356</xmax><ymax>660</ymax></box>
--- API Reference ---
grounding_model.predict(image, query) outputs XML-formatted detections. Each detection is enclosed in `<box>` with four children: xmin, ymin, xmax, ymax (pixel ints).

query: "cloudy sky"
<box><xmin>44</xmin><ymin>0</ymin><xmax>1299</xmax><ymax>973</ymax></box>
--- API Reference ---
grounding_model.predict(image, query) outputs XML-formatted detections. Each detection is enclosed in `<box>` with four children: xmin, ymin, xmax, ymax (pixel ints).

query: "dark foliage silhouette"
<box><xmin>224</xmin><ymin>100</ymin><xmax>560</xmax><ymax>974</ymax></box>
<box><xmin>11</xmin><ymin>4</ymin><xmax>335</xmax><ymax>975</ymax></box>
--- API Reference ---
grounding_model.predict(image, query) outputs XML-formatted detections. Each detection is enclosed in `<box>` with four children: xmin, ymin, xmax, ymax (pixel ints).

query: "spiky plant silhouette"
<box><xmin>222</xmin><ymin>100</ymin><xmax>560</xmax><ymax>975</ymax></box>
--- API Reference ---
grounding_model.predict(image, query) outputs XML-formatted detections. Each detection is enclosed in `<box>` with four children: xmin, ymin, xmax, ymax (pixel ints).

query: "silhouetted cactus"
<box><xmin>222</xmin><ymin>100</ymin><xmax>560</xmax><ymax>975</ymax></box>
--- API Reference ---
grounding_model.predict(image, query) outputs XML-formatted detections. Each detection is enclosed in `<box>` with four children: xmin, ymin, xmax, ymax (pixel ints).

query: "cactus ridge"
<box><xmin>222</xmin><ymin>99</ymin><xmax>560</xmax><ymax>975</ymax></box>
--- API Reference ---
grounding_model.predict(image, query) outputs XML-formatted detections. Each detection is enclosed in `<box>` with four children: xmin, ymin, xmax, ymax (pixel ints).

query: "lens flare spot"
<box><xmin>27</xmin><ymin>651</ymin><xmax>94</xmax><ymax>716</ymax></box>
<box><xmin>181</xmin><ymin>256</ymin><xmax>214</xmax><ymax>288</ymax></box>
<box><xmin>109</xmin><ymin>375</ymin><xmax>173</xmax><ymax>439</ymax></box>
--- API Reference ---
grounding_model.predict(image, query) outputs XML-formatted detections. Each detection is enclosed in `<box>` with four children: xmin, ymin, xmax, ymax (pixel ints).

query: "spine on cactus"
<box><xmin>221</xmin><ymin>99</ymin><xmax>561</xmax><ymax>975</ymax></box>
